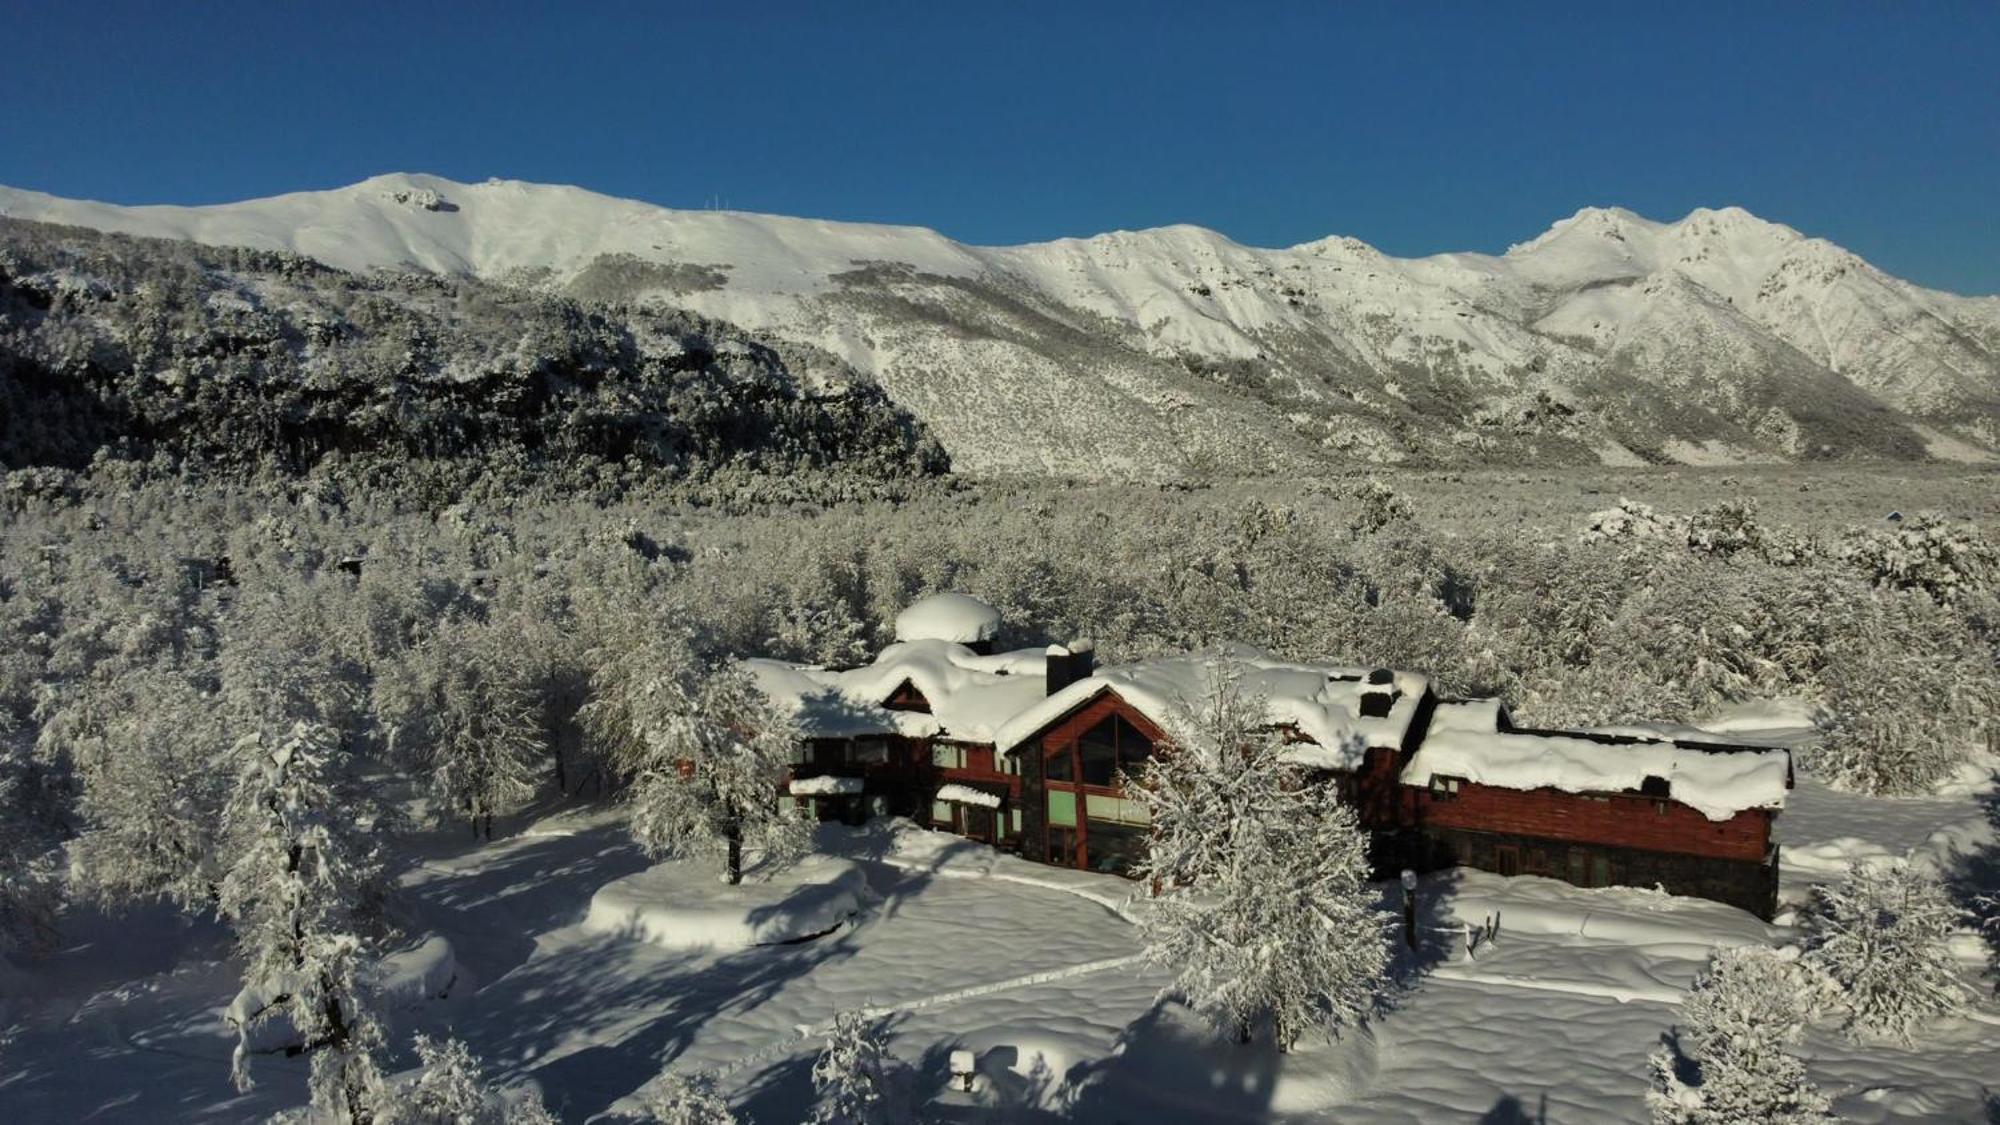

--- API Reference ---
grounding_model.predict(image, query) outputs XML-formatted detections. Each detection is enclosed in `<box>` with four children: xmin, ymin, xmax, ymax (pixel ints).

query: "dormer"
<box><xmin>883</xmin><ymin>679</ymin><xmax>932</xmax><ymax>713</ymax></box>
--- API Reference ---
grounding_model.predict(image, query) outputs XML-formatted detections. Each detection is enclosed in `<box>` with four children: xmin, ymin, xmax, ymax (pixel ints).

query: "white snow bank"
<box><xmin>582</xmin><ymin>854</ymin><xmax>871</xmax><ymax>950</ymax></box>
<box><xmin>1426</xmin><ymin>869</ymin><xmax>1776</xmax><ymax>949</ymax></box>
<box><xmin>994</xmin><ymin>644</ymin><xmax>1429</xmax><ymax>768</ymax></box>
<box><xmin>1403</xmin><ymin>699</ymin><xmax>1791</xmax><ymax>820</ymax></box>
<box><xmin>894</xmin><ymin>592</ymin><xmax>1002</xmax><ymax>644</ymax></box>
<box><xmin>789</xmin><ymin>775</ymin><xmax>864</xmax><ymax>796</ymax></box>
<box><xmin>374</xmin><ymin>935</ymin><xmax>460</xmax><ymax>1007</ymax></box>
<box><xmin>935</xmin><ymin>783</ymin><xmax>1002</xmax><ymax>809</ymax></box>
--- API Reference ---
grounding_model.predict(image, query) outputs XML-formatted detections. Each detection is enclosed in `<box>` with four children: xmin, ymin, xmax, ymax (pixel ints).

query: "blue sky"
<box><xmin>4</xmin><ymin>2</ymin><xmax>1997</xmax><ymax>293</ymax></box>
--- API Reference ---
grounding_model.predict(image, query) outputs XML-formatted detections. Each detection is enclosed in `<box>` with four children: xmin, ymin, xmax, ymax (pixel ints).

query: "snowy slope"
<box><xmin>7</xmin><ymin>174</ymin><xmax>1997</xmax><ymax>474</ymax></box>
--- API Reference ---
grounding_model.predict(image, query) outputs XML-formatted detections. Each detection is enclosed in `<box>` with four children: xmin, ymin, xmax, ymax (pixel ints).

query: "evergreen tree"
<box><xmin>809</xmin><ymin>1010</ymin><xmax>897</xmax><ymax>1125</ymax></box>
<box><xmin>1646</xmin><ymin>947</ymin><xmax>1832</xmax><ymax>1124</ymax></box>
<box><xmin>583</xmin><ymin>624</ymin><xmax>808</xmax><ymax>883</ymax></box>
<box><xmin>638</xmin><ymin>1071</ymin><xmax>739</xmax><ymax>1125</ymax></box>
<box><xmin>379</xmin><ymin>618</ymin><xmax>544</xmax><ymax>839</ymax></box>
<box><xmin>1128</xmin><ymin>672</ymin><xmax>1389</xmax><ymax>1051</ymax></box>
<box><xmin>1803</xmin><ymin>859</ymin><xmax>1967</xmax><ymax>1041</ymax></box>
<box><xmin>216</xmin><ymin>720</ymin><xmax>384</xmax><ymax>1117</ymax></box>
<box><xmin>397</xmin><ymin>1034</ymin><xmax>558</xmax><ymax>1125</ymax></box>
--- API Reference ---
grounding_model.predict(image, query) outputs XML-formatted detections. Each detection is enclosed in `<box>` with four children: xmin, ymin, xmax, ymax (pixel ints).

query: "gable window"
<box><xmin>1077</xmin><ymin>715</ymin><xmax>1154</xmax><ymax>788</ymax></box>
<box><xmin>1429</xmin><ymin>775</ymin><xmax>1463</xmax><ymax>800</ymax></box>
<box><xmin>885</xmin><ymin>681</ymin><xmax>932</xmax><ymax>713</ymax></box>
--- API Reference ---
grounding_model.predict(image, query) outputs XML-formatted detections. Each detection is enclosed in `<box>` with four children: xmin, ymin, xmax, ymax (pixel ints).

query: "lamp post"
<box><xmin>1400</xmin><ymin>869</ymin><xmax>1418</xmax><ymax>951</ymax></box>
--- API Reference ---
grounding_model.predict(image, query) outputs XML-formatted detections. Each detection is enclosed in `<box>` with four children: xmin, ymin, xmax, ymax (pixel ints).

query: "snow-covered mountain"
<box><xmin>6</xmin><ymin>173</ymin><xmax>1996</xmax><ymax>475</ymax></box>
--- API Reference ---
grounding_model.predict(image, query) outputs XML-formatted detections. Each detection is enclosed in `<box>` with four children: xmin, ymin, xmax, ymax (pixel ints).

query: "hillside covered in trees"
<box><xmin>0</xmin><ymin>218</ymin><xmax>946</xmax><ymax>502</ymax></box>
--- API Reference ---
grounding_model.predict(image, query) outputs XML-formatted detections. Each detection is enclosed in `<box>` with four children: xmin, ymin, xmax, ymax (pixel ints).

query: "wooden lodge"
<box><xmin>750</xmin><ymin>593</ymin><xmax>1794</xmax><ymax>919</ymax></box>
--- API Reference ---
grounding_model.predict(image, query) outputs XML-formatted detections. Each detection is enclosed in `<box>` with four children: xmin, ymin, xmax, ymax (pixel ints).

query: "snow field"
<box><xmin>580</xmin><ymin>854</ymin><xmax>871</xmax><ymax>951</ymax></box>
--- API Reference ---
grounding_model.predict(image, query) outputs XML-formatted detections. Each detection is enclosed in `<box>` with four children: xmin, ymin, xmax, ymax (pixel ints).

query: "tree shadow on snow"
<box><xmin>393</xmin><ymin>820</ymin><xmax>653</xmax><ymax>984</ymax></box>
<box><xmin>733</xmin><ymin>1011</ymin><xmax>922</xmax><ymax>1125</ymax></box>
<box><xmin>1059</xmin><ymin>999</ymin><xmax>1285</xmax><ymax>1125</ymax></box>
<box><xmin>408</xmin><ymin>898</ymin><xmax>864</xmax><ymax>1122</ymax></box>
<box><xmin>1480</xmin><ymin>1092</ymin><xmax>1549</xmax><ymax>1124</ymax></box>
<box><xmin>1945</xmin><ymin>777</ymin><xmax>2000</xmax><ymax>994</ymax></box>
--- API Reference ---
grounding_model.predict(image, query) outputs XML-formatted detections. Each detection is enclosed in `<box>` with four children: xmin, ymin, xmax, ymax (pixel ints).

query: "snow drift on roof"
<box><xmin>935</xmin><ymin>783</ymin><xmax>1003</xmax><ymax>809</ymax></box>
<box><xmin>789</xmin><ymin>775</ymin><xmax>864</xmax><ymax>796</ymax></box>
<box><xmin>1401</xmin><ymin>700</ymin><xmax>1791</xmax><ymax>821</ymax></box>
<box><xmin>745</xmin><ymin>639</ymin><xmax>1050</xmax><ymax>744</ymax></box>
<box><xmin>993</xmin><ymin>644</ymin><xmax>1430</xmax><ymax>770</ymax></box>
<box><xmin>894</xmin><ymin>592</ymin><xmax>1002</xmax><ymax>645</ymax></box>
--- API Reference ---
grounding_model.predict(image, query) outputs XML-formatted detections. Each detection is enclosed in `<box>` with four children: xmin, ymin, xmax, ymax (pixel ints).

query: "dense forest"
<box><xmin>0</xmin><ymin>218</ymin><xmax>946</xmax><ymax>503</ymax></box>
<box><xmin>4</xmin><ymin>470</ymin><xmax>1995</xmax><ymax>955</ymax></box>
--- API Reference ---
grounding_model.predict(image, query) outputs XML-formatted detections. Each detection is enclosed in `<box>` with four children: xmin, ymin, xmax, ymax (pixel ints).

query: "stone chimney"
<box><xmin>1046</xmin><ymin>640</ymin><xmax>1096</xmax><ymax>696</ymax></box>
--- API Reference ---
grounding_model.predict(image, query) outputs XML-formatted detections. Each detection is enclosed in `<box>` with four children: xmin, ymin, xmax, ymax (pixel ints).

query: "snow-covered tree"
<box><xmin>1805</xmin><ymin>590</ymin><xmax>1995</xmax><ymax>796</ymax></box>
<box><xmin>377</xmin><ymin>618</ymin><xmax>544</xmax><ymax>838</ymax></box>
<box><xmin>809</xmin><ymin>1010</ymin><xmax>898</xmax><ymax>1125</ymax></box>
<box><xmin>216</xmin><ymin>720</ymin><xmax>385</xmax><ymax>1113</ymax></box>
<box><xmin>637</xmin><ymin>1070</ymin><xmax>738</xmax><ymax>1125</ymax></box>
<box><xmin>1802</xmin><ymin>859</ymin><xmax>1967</xmax><ymax>1042</ymax></box>
<box><xmin>60</xmin><ymin>666</ymin><xmax>231</xmax><ymax>908</ymax></box>
<box><xmin>1646</xmin><ymin>946</ymin><xmax>1831</xmax><ymax>1124</ymax></box>
<box><xmin>585</xmin><ymin>647</ymin><xmax>808</xmax><ymax>885</ymax></box>
<box><xmin>395</xmin><ymin>1034</ymin><xmax>558</xmax><ymax>1125</ymax></box>
<box><xmin>1129</xmin><ymin>672</ymin><xmax>1389</xmax><ymax>1051</ymax></box>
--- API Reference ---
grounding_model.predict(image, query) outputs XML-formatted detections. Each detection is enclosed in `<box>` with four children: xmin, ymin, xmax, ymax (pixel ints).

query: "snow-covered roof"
<box><xmin>1400</xmin><ymin>699</ymin><xmax>1791</xmax><ymax>822</ymax></box>
<box><xmin>745</xmin><ymin>639</ymin><xmax>1053</xmax><ymax>745</ymax></box>
<box><xmin>992</xmin><ymin>644</ymin><xmax>1431</xmax><ymax>771</ymax></box>
<box><xmin>894</xmin><ymin>593</ymin><xmax>1002</xmax><ymax>645</ymax></box>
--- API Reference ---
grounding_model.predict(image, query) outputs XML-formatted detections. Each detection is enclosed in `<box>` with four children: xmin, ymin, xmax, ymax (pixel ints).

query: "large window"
<box><xmin>1046</xmin><ymin>745</ymin><xmax>1072</xmax><ymax>782</ymax></box>
<box><xmin>931</xmin><ymin>744</ymin><xmax>965</xmax><ymax>770</ymax></box>
<box><xmin>1076</xmin><ymin>716</ymin><xmax>1154</xmax><ymax>788</ymax></box>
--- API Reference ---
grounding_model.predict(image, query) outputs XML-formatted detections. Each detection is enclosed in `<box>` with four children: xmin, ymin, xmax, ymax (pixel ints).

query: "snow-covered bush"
<box><xmin>1646</xmin><ymin>946</ymin><xmax>1830</xmax><ymax>1124</ymax></box>
<box><xmin>1344</xmin><ymin>478</ymin><xmax>1414</xmax><ymax>537</ymax></box>
<box><xmin>1802</xmin><ymin>859</ymin><xmax>1967</xmax><ymax>1042</ymax></box>
<box><xmin>1581</xmin><ymin>497</ymin><xmax>1676</xmax><ymax>545</ymax></box>
<box><xmin>1840</xmin><ymin>512</ymin><xmax>1996</xmax><ymax>604</ymax></box>
<box><xmin>809</xmin><ymin>1010</ymin><xmax>901</xmax><ymax>1125</ymax></box>
<box><xmin>1684</xmin><ymin>500</ymin><xmax>1765</xmax><ymax>559</ymax></box>
<box><xmin>1130</xmin><ymin>673</ymin><xmax>1388</xmax><ymax>1050</ymax></box>
<box><xmin>637</xmin><ymin>1071</ymin><xmax>738</xmax><ymax>1125</ymax></box>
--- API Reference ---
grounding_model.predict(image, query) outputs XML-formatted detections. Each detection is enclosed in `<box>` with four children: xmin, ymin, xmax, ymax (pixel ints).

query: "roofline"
<box><xmin>998</xmin><ymin>683</ymin><xmax>1116</xmax><ymax>756</ymax></box>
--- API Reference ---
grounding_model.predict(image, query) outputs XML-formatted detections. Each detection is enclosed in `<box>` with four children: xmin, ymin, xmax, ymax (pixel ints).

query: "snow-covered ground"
<box><xmin>4</xmin><ymin>783</ymin><xmax>1996</xmax><ymax>1123</ymax></box>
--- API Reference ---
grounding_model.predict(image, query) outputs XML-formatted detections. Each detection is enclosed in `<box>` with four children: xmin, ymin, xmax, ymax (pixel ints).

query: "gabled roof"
<box><xmin>992</xmin><ymin>644</ymin><xmax>1431</xmax><ymax>772</ymax></box>
<box><xmin>1400</xmin><ymin>699</ymin><xmax>1792</xmax><ymax>821</ymax></box>
<box><xmin>744</xmin><ymin>639</ymin><xmax>1055</xmax><ymax>744</ymax></box>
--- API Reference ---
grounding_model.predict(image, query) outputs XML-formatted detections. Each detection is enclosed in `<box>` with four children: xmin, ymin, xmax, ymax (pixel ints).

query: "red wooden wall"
<box><xmin>1404</xmin><ymin>778</ymin><xmax>1772</xmax><ymax>861</ymax></box>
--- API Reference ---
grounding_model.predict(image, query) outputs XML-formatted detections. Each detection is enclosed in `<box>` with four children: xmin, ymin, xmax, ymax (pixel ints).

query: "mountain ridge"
<box><xmin>5</xmin><ymin>173</ymin><xmax>1997</xmax><ymax>476</ymax></box>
